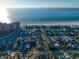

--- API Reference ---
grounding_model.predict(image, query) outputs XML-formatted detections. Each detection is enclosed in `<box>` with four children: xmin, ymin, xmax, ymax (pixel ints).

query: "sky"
<box><xmin>0</xmin><ymin>0</ymin><xmax>79</xmax><ymax>8</ymax></box>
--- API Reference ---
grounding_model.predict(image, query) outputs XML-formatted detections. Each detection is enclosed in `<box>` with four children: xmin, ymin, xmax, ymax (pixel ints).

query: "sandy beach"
<box><xmin>21</xmin><ymin>21</ymin><xmax>79</xmax><ymax>26</ymax></box>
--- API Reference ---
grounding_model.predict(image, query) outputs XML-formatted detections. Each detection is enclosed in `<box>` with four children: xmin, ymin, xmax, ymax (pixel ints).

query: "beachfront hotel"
<box><xmin>0</xmin><ymin>22</ymin><xmax>20</xmax><ymax>31</ymax></box>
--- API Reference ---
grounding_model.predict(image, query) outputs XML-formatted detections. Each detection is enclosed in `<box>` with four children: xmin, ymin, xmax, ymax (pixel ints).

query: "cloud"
<box><xmin>0</xmin><ymin>0</ymin><xmax>14</xmax><ymax>7</ymax></box>
<box><xmin>0</xmin><ymin>0</ymin><xmax>79</xmax><ymax>8</ymax></box>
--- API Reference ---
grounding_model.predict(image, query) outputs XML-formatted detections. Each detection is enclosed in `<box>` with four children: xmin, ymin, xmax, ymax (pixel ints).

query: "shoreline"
<box><xmin>21</xmin><ymin>21</ymin><xmax>79</xmax><ymax>26</ymax></box>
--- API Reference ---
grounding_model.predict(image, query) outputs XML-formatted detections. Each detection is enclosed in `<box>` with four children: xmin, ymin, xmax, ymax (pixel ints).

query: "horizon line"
<box><xmin>1</xmin><ymin>6</ymin><xmax>79</xmax><ymax>8</ymax></box>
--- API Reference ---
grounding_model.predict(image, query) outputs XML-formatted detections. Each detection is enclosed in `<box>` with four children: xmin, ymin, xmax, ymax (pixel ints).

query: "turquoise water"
<box><xmin>7</xmin><ymin>8</ymin><xmax>79</xmax><ymax>24</ymax></box>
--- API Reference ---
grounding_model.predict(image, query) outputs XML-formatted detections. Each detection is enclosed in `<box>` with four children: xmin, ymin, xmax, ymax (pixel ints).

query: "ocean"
<box><xmin>7</xmin><ymin>8</ymin><xmax>79</xmax><ymax>25</ymax></box>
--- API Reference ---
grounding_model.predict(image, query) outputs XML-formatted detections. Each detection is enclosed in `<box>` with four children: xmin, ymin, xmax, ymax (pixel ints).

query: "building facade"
<box><xmin>0</xmin><ymin>22</ymin><xmax>20</xmax><ymax>31</ymax></box>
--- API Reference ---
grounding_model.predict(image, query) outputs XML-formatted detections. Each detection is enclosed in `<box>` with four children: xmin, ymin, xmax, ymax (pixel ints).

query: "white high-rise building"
<box><xmin>0</xmin><ymin>22</ymin><xmax>20</xmax><ymax>31</ymax></box>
